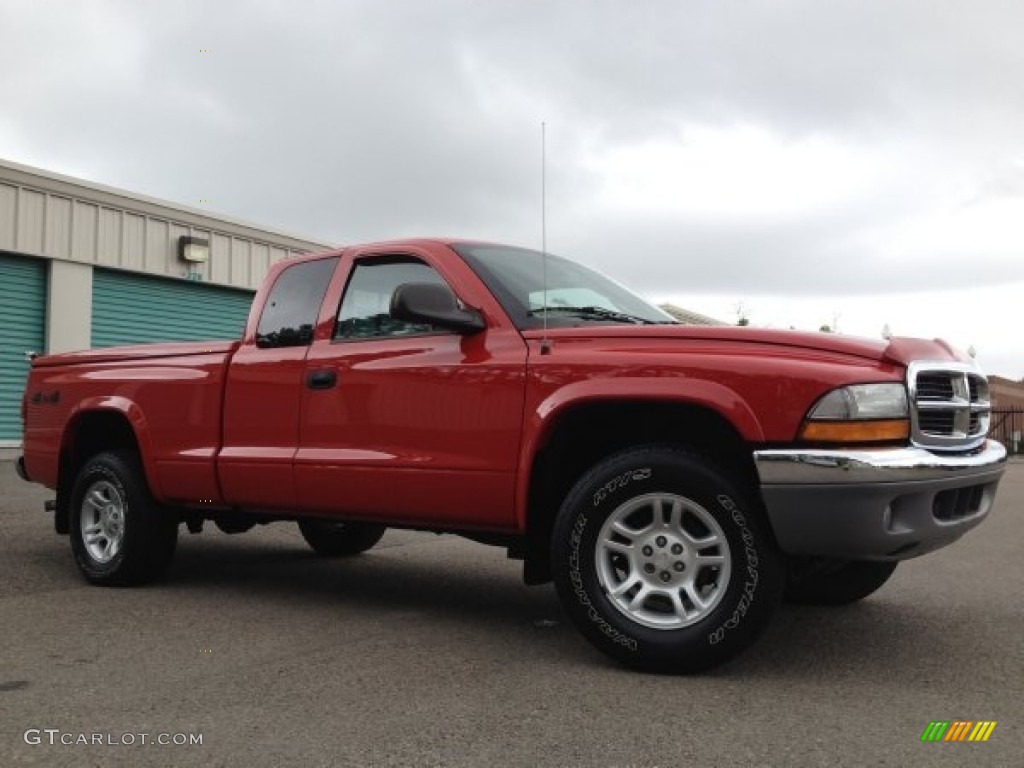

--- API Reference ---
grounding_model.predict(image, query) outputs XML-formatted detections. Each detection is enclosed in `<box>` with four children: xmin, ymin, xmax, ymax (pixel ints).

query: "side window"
<box><xmin>335</xmin><ymin>258</ymin><xmax>449</xmax><ymax>340</ymax></box>
<box><xmin>256</xmin><ymin>258</ymin><xmax>338</xmax><ymax>348</ymax></box>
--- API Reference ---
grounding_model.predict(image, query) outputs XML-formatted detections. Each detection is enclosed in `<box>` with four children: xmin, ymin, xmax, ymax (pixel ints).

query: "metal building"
<box><xmin>0</xmin><ymin>157</ymin><xmax>334</xmax><ymax>448</ymax></box>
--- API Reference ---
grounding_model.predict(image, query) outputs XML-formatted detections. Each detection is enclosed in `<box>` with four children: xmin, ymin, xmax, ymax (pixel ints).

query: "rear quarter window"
<box><xmin>256</xmin><ymin>258</ymin><xmax>338</xmax><ymax>348</ymax></box>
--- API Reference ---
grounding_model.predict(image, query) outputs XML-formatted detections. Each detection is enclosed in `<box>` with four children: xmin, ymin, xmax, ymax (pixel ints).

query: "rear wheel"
<box><xmin>298</xmin><ymin>520</ymin><xmax>386</xmax><ymax>557</ymax></box>
<box><xmin>551</xmin><ymin>447</ymin><xmax>784</xmax><ymax>674</ymax></box>
<box><xmin>785</xmin><ymin>559</ymin><xmax>898</xmax><ymax>605</ymax></box>
<box><xmin>69</xmin><ymin>451</ymin><xmax>178</xmax><ymax>586</ymax></box>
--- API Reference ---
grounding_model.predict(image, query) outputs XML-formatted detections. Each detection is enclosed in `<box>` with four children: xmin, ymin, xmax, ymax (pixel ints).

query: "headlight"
<box><xmin>808</xmin><ymin>383</ymin><xmax>908</xmax><ymax>420</ymax></box>
<box><xmin>800</xmin><ymin>383</ymin><xmax>909</xmax><ymax>443</ymax></box>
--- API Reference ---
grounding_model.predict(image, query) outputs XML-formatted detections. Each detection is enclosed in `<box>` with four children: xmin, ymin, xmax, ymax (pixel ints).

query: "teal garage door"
<box><xmin>92</xmin><ymin>270</ymin><xmax>254</xmax><ymax>348</ymax></box>
<box><xmin>0</xmin><ymin>253</ymin><xmax>46</xmax><ymax>442</ymax></box>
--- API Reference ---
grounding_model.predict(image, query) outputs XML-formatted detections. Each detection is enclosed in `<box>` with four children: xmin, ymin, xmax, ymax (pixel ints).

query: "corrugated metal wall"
<box><xmin>0</xmin><ymin>253</ymin><xmax>46</xmax><ymax>442</ymax></box>
<box><xmin>92</xmin><ymin>270</ymin><xmax>254</xmax><ymax>348</ymax></box>
<box><xmin>0</xmin><ymin>175</ymin><xmax>316</xmax><ymax>291</ymax></box>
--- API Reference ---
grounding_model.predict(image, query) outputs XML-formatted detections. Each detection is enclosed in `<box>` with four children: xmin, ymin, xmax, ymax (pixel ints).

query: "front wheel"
<box><xmin>551</xmin><ymin>447</ymin><xmax>784</xmax><ymax>674</ymax></box>
<box><xmin>785</xmin><ymin>559</ymin><xmax>898</xmax><ymax>606</ymax></box>
<box><xmin>69</xmin><ymin>451</ymin><xmax>178</xmax><ymax>586</ymax></box>
<box><xmin>298</xmin><ymin>520</ymin><xmax>386</xmax><ymax>557</ymax></box>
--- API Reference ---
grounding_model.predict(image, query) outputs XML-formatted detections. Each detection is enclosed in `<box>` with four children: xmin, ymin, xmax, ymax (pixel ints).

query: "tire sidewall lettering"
<box><xmin>592</xmin><ymin>468</ymin><xmax>652</xmax><ymax>507</ymax></box>
<box><xmin>568</xmin><ymin>511</ymin><xmax>640</xmax><ymax>652</ymax></box>
<box><xmin>707</xmin><ymin>493</ymin><xmax>761</xmax><ymax>646</ymax></box>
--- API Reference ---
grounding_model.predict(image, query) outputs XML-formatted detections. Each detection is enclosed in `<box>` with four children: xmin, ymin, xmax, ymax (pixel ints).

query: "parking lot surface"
<box><xmin>1</xmin><ymin>460</ymin><xmax>1021</xmax><ymax>767</ymax></box>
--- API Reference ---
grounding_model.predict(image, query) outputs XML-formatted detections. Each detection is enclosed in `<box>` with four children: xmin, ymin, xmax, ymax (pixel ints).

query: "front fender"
<box><xmin>515</xmin><ymin>377</ymin><xmax>764</xmax><ymax>528</ymax></box>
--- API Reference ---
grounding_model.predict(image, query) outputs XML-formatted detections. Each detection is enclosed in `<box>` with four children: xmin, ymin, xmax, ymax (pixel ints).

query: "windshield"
<box><xmin>453</xmin><ymin>244</ymin><xmax>676</xmax><ymax>329</ymax></box>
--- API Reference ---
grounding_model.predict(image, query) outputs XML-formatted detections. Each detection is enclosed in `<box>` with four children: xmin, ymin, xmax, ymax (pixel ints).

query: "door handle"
<box><xmin>306</xmin><ymin>370</ymin><xmax>338</xmax><ymax>390</ymax></box>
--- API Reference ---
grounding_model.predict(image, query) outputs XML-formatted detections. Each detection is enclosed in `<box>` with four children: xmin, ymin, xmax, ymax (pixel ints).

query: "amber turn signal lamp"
<box><xmin>799</xmin><ymin>419</ymin><xmax>910</xmax><ymax>443</ymax></box>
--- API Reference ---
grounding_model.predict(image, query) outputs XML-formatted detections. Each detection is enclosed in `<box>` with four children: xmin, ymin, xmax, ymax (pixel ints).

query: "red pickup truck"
<box><xmin>18</xmin><ymin>239</ymin><xmax>1006</xmax><ymax>672</ymax></box>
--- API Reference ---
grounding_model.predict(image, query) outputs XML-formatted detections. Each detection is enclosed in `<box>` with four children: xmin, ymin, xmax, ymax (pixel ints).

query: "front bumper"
<box><xmin>753</xmin><ymin>439</ymin><xmax>1007</xmax><ymax>560</ymax></box>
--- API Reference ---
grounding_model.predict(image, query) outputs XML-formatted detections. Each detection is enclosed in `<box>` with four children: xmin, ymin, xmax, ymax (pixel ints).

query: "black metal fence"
<box><xmin>989</xmin><ymin>408</ymin><xmax>1024</xmax><ymax>454</ymax></box>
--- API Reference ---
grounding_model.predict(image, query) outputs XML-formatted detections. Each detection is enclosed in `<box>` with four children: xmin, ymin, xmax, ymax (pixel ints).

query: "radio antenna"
<box><xmin>540</xmin><ymin>121</ymin><xmax>551</xmax><ymax>354</ymax></box>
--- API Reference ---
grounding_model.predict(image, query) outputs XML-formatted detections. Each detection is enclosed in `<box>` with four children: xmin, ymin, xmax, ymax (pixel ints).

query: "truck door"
<box><xmin>219</xmin><ymin>256</ymin><xmax>339</xmax><ymax>510</ymax></box>
<box><xmin>295</xmin><ymin>247</ymin><xmax>527</xmax><ymax>530</ymax></box>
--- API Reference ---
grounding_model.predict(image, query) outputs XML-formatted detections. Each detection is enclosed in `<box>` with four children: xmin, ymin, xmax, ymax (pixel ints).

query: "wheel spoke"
<box><xmin>85</xmin><ymin>490</ymin><xmax>106</xmax><ymax>511</ymax></box>
<box><xmin>609</xmin><ymin>521</ymin><xmax>640</xmax><ymax>542</ymax></box>
<box><xmin>602</xmin><ymin>539</ymin><xmax>633</xmax><ymax>556</ymax></box>
<box><xmin>610</xmin><ymin>575</ymin><xmax>643</xmax><ymax>598</ymax></box>
<box><xmin>627</xmin><ymin>585</ymin><xmax>650</xmax><ymax>611</ymax></box>
<box><xmin>695</xmin><ymin>552</ymin><xmax>726</xmax><ymax>566</ymax></box>
<box><xmin>651</xmin><ymin>496</ymin><xmax>667</xmax><ymax>527</ymax></box>
<box><xmin>84</xmin><ymin>530</ymin><xmax>104</xmax><ymax>545</ymax></box>
<box><xmin>684</xmin><ymin>582</ymin><xmax>708</xmax><ymax>611</ymax></box>
<box><xmin>668</xmin><ymin>499</ymin><xmax>683</xmax><ymax>530</ymax></box>
<box><xmin>682</xmin><ymin>528</ymin><xmax>722</xmax><ymax>549</ymax></box>
<box><xmin>669</xmin><ymin>590</ymin><xmax>689</xmax><ymax>621</ymax></box>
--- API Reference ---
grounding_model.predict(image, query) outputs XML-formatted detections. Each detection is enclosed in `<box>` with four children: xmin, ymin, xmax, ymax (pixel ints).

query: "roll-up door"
<box><xmin>0</xmin><ymin>253</ymin><xmax>46</xmax><ymax>442</ymax></box>
<box><xmin>91</xmin><ymin>269</ymin><xmax>254</xmax><ymax>348</ymax></box>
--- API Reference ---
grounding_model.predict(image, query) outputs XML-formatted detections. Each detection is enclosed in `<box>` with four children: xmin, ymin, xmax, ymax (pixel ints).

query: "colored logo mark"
<box><xmin>921</xmin><ymin>721</ymin><xmax>997</xmax><ymax>742</ymax></box>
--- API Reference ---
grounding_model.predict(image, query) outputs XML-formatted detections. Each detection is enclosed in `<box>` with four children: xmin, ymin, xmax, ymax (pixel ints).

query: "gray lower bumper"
<box><xmin>753</xmin><ymin>440</ymin><xmax>1007</xmax><ymax>560</ymax></box>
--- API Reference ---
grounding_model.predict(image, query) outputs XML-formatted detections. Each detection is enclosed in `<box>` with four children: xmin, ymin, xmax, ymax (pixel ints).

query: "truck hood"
<box><xmin>523</xmin><ymin>326</ymin><xmax>973</xmax><ymax>367</ymax></box>
<box><xmin>32</xmin><ymin>340</ymin><xmax>240</xmax><ymax>368</ymax></box>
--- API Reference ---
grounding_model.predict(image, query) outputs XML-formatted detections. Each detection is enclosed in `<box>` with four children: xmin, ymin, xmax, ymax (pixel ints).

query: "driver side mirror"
<box><xmin>390</xmin><ymin>283</ymin><xmax>486</xmax><ymax>335</ymax></box>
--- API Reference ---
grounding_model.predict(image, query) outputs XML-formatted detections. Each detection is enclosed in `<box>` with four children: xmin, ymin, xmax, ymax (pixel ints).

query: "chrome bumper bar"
<box><xmin>754</xmin><ymin>440</ymin><xmax>1007</xmax><ymax>486</ymax></box>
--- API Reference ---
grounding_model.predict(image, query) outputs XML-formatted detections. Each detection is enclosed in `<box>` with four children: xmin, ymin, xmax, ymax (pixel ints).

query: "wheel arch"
<box><xmin>518</xmin><ymin>396</ymin><xmax>761</xmax><ymax>584</ymax></box>
<box><xmin>57</xmin><ymin>399</ymin><xmax>157</xmax><ymax>533</ymax></box>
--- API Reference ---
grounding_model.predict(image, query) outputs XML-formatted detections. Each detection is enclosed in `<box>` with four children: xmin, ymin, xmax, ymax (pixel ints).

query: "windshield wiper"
<box><xmin>528</xmin><ymin>305</ymin><xmax>661</xmax><ymax>325</ymax></box>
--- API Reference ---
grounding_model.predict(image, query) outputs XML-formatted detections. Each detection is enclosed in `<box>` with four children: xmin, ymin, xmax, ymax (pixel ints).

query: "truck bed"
<box><xmin>23</xmin><ymin>341</ymin><xmax>239</xmax><ymax>502</ymax></box>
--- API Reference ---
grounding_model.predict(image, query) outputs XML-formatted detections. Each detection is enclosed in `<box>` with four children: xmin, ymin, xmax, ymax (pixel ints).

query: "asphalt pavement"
<box><xmin>1</xmin><ymin>460</ymin><xmax>1021</xmax><ymax>767</ymax></box>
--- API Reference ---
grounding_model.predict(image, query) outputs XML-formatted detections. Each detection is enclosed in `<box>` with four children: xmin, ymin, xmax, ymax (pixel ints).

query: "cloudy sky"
<box><xmin>2</xmin><ymin>0</ymin><xmax>1022</xmax><ymax>376</ymax></box>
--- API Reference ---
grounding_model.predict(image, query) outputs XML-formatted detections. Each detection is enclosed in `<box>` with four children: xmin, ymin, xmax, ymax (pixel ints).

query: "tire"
<box><xmin>551</xmin><ymin>447</ymin><xmax>784</xmax><ymax>674</ymax></box>
<box><xmin>297</xmin><ymin>520</ymin><xmax>386</xmax><ymax>557</ymax></box>
<box><xmin>785</xmin><ymin>559</ymin><xmax>898</xmax><ymax>606</ymax></box>
<box><xmin>69</xmin><ymin>451</ymin><xmax>178</xmax><ymax>586</ymax></box>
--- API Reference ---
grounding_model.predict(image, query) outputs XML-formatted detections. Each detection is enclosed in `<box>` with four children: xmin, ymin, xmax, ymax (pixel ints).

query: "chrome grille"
<box><xmin>908</xmin><ymin>362</ymin><xmax>990</xmax><ymax>451</ymax></box>
<box><xmin>916</xmin><ymin>373</ymin><xmax>954</xmax><ymax>400</ymax></box>
<box><xmin>918</xmin><ymin>410</ymin><xmax>955</xmax><ymax>433</ymax></box>
<box><xmin>969</xmin><ymin>413</ymin><xmax>980</xmax><ymax>433</ymax></box>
